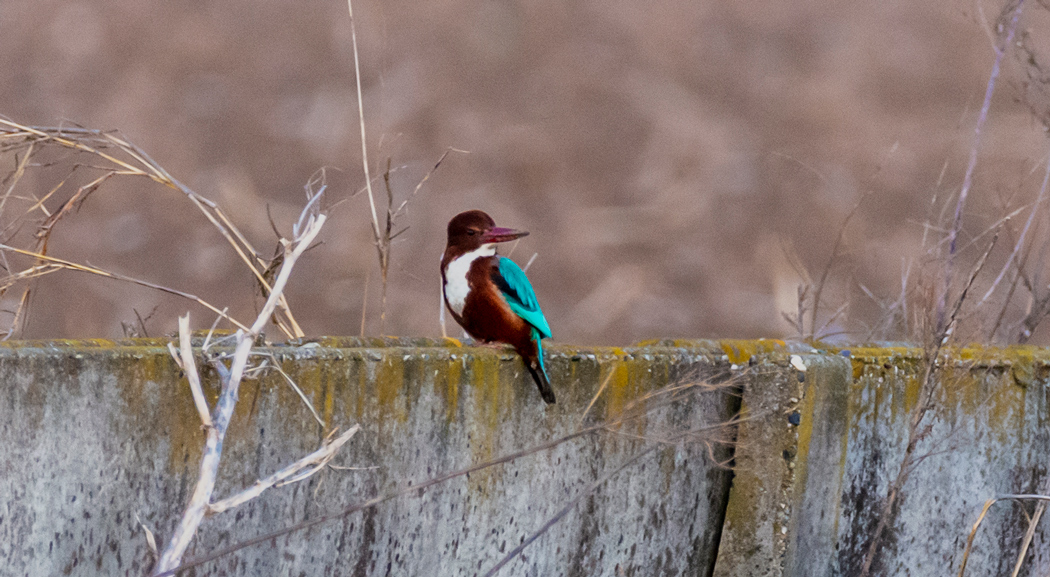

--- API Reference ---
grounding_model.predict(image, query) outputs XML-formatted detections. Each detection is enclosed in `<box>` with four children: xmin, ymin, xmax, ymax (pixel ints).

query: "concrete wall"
<box><xmin>0</xmin><ymin>337</ymin><xmax>737</xmax><ymax>577</ymax></box>
<box><xmin>711</xmin><ymin>344</ymin><xmax>1050</xmax><ymax>577</ymax></box>
<box><xmin>1</xmin><ymin>338</ymin><xmax>1049</xmax><ymax>576</ymax></box>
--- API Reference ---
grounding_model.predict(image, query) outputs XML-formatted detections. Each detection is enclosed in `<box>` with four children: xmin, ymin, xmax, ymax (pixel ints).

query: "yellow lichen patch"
<box><xmin>468</xmin><ymin>352</ymin><xmax>505</xmax><ymax>493</ymax></box>
<box><xmin>792</xmin><ymin>377</ymin><xmax>818</xmax><ymax>480</ymax></box>
<box><xmin>353</xmin><ymin>361</ymin><xmax>367</xmax><ymax>423</ymax></box>
<box><xmin>1012</xmin><ymin>362</ymin><xmax>1036</xmax><ymax>389</ymax></box>
<box><xmin>600</xmin><ymin>355</ymin><xmax>634</xmax><ymax>426</ymax></box>
<box><xmin>437</xmin><ymin>353</ymin><xmax>462</xmax><ymax>421</ymax></box>
<box><xmin>374</xmin><ymin>353</ymin><xmax>407</xmax><ymax>426</ymax></box>
<box><xmin>951</xmin><ymin>344</ymin><xmax>1046</xmax><ymax>366</ymax></box>
<box><xmin>323</xmin><ymin>363</ymin><xmax>336</xmax><ymax>428</ymax></box>
<box><xmin>840</xmin><ymin>346</ymin><xmax>918</xmax><ymax>361</ymax></box>
<box><xmin>113</xmin><ymin>348</ymin><xmax>170</xmax><ymax>411</ymax></box>
<box><xmin>158</xmin><ymin>362</ymin><xmax>211</xmax><ymax>472</ymax></box>
<box><xmin>938</xmin><ymin>366</ymin><xmax>978</xmax><ymax>420</ymax></box>
<box><xmin>103</xmin><ymin>348</ymin><xmax>207</xmax><ymax>474</ymax></box>
<box><xmin>975</xmin><ymin>372</ymin><xmax>1026</xmax><ymax>446</ymax></box>
<box><xmin>289</xmin><ymin>360</ymin><xmax>327</xmax><ymax>424</ymax></box>
<box><xmin>902</xmin><ymin>373</ymin><xmax>921</xmax><ymax>416</ymax></box>
<box><xmin>850</xmin><ymin>358</ymin><xmax>866</xmax><ymax>381</ymax></box>
<box><xmin>719</xmin><ymin>339</ymin><xmax>786</xmax><ymax>365</ymax></box>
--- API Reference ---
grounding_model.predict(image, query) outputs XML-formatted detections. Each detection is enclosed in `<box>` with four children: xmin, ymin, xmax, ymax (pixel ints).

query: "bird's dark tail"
<box><xmin>526</xmin><ymin>359</ymin><xmax>556</xmax><ymax>404</ymax></box>
<box><xmin>524</xmin><ymin>331</ymin><xmax>555</xmax><ymax>404</ymax></box>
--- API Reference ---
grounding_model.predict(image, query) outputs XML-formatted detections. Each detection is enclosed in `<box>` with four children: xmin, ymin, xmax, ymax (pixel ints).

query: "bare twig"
<box><xmin>0</xmin><ymin>119</ymin><xmax>307</xmax><ymax>338</ymax></box>
<box><xmin>810</xmin><ymin>190</ymin><xmax>870</xmax><ymax>339</ymax></box>
<box><xmin>482</xmin><ymin>444</ymin><xmax>662</xmax><ymax>577</ymax></box>
<box><xmin>252</xmin><ymin>352</ymin><xmax>325</xmax><ymax>427</ymax></box>
<box><xmin>859</xmin><ymin>225</ymin><xmax>1002</xmax><ymax>577</ymax></box>
<box><xmin>339</xmin><ymin>5</ymin><xmax>460</xmax><ymax>335</ymax></box>
<box><xmin>172</xmin><ymin>315</ymin><xmax>212</xmax><ymax>428</ymax></box>
<box><xmin>958</xmin><ymin>493</ymin><xmax>1050</xmax><ymax>577</ymax></box>
<box><xmin>371</xmin><ymin>149</ymin><xmax>460</xmax><ymax>333</ymax></box>
<box><xmin>152</xmin><ymin>205</ymin><xmax>328</xmax><ymax>574</ymax></box>
<box><xmin>159</xmin><ymin>426</ymin><xmax>604</xmax><ymax>577</ymax></box>
<box><xmin>208</xmin><ymin>426</ymin><xmax>360</xmax><ymax>514</ymax></box>
<box><xmin>155</xmin><ymin>377</ymin><xmax>744</xmax><ymax>576</ymax></box>
<box><xmin>938</xmin><ymin>0</ymin><xmax>1025</xmax><ymax>329</ymax></box>
<box><xmin>1009</xmin><ymin>486</ymin><xmax>1048</xmax><ymax>577</ymax></box>
<box><xmin>578</xmin><ymin>367</ymin><xmax>617</xmax><ymax>427</ymax></box>
<box><xmin>346</xmin><ymin>0</ymin><xmax>379</xmax><ymax>244</ymax></box>
<box><xmin>135</xmin><ymin>513</ymin><xmax>159</xmax><ymax>564</ymax></box>
<box><xmin>481</xmin><ymin>414</ymin><xmax>738</xmax><ymax>577</ymax></box>
<box><xmin>523</xmin><ymin>252</ymin><xmax>538</xmax><ymax>273</ymax></box>
<box><xmin>0</xmin><ymin>243</ymin><xmax>250</xmax><ymax>332</ymax></box>
<box><xmin>981</xmin><ymin>149</ymin><xmax>1050</xmax><ymax>305</ymax></box>
<box><xmin>782</xmin><ymin>284</ymin><xmax>807</xmax><ymax>337</ymax></box>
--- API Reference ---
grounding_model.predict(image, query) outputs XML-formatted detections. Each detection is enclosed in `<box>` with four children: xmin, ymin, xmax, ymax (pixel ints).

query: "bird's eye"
<box><xmin>467</xmin><ymin>229</ymin><xmax>477</xmax><ymax>236</ymax></box>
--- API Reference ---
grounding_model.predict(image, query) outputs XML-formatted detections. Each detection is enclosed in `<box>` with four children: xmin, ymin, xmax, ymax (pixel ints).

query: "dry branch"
<box><xmin>208</xmin><ymin>426</ymin><xmax>360</xmax><ymax>514</ymax></box>
<box><xmin>958</xmin><ymin>493</ymin><xmax>1050</xmax><ymax>577</ymax></box>
<box><xmin>171</xmin><ymin>315</ymin><xmax>211</xmax><ymax>428</ymax></box>
<box><xmin>937</xmin><ymin>0</ymin><xmax>1025</xmax><ymax>328</ymax></box>
<box><xmin>247</xmin><ymin>351</ymin><xmax>326</xmax><ymax>427</ymax></box>
<box><xmin>0</xmin><ymin>118</ymin><xmax>306</xmax><ymax>338</ymax></box>
<box><xmin>860</xmin><ymin>225</ymin><xmax>1002</xmax><ymax>577</ymax></box>
<box><xmin>152</xmin><ymin>206</ymin><xmax>331</xmax><ymax>575</ymax></box>
<box><xmin>480</xmin><ymin>413</ymin><xmax>737</xmax><ymax>577</ymax></box>
<box><xmin>158</xmin><ymin>375</ymin><xmax>746</xmax><ymax>576</ymax></box>
<box><xmin>0</xmin><ymin>243</ymin><xmax>250</xmax><ymax>332</ymax></box>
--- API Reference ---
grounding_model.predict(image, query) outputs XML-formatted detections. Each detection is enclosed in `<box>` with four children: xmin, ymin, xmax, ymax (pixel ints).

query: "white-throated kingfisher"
<box><xmin>441</xmin><ymin>210</ymin><xmax>555</xmax><ymax>404</ymax></box>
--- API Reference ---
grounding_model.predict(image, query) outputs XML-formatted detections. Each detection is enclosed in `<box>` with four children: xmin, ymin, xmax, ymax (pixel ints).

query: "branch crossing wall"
<box><xmin>1</xmin><ymin>338</ymin><xmax>1047</xmax><ymax>576</ymax></box>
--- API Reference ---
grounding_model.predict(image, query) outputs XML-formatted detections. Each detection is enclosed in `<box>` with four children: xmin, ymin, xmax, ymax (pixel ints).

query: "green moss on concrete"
<box><xmin>440</xmin><ymin>351</ymin><xmax>463</xmax><ymax>421</ymax></box>
<box><xmin>14</xmin><ymin>338</ymin><xmax>1050</xmax><ymax>576</ymax></box>
<box><xmin>719</xmin><ymin>339</ymin><xmax>788</xmax><ymax>365</ymax></box>
<box><xmin>375</xmin><ymin>353</ymin><xmax>406</xmax><ymax>426</ymax></box>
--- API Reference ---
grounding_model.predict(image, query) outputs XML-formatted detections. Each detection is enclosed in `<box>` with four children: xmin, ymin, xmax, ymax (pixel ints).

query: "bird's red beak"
<box><xmin>482</xmin><ymin>227</ymin><xmax>529</xmax><ymax>243</ymax></box>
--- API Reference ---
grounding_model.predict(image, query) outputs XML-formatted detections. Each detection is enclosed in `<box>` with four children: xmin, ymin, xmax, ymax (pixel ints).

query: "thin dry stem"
<box><xmin>346</xmin><ymin>0</ymin><xmax>380</xmax><ymax>243</ymax></box>
<box><xmin>208</xmin><ymin>426</ymin><xmax>360</xmax><ymax>515</ymax></box>
<box><xmin>0</xmin><ymin>242</ymin><xmax>250</xmax><ymax>332</ymax></box>
<box><xmin>481</xmin><ymin>415</ymin><xmax>739</xmax><ymax>577</ymax></box>
<box><xmin>859</xmin><ymin>225</ymin><xmax>1001</xmax><ymax>577</ymax></box>
<box><xmin>482</xmin><ymin>444</ymin><xmax>663</xmax><ymax>577</ymax></box>
<box><xmin>958</xmin><ymin>493</ymin><xmax>1050</xmax><ymax>577</ymax></box>
<box><xmin>360</xmin><ymin>267</ymin><xmax>370</xmax><ymax>337</ymax></box>
<box><xmin>578</xmin><ymin>367</ymin><xmax>618</xmax><ymax>427</ymax></box>
<box><xmin>253</xmin><ymin>352</ymin><xmax>325</xmax><ymax>427</ymax></box>
<box><xmin>0</xmin><ymin>119</ymin><xmax>306</xmax><ymax>338</ymax></box>
<box><xmin>982</xmin><ymin>150</ymin><xmax>1050</xmax><ymax>305</ymax></box>
<box><xmin>152</xmin><ymin>208</ymin><xmax>327</xmax><ymax>574</ymax></box>
<box><xmin>1010</xmin><ymin>499</ymin><xmax>1046</xmax><ymax>577</ymax></box>
<box><xmin>156</xmin><ymin>376</ymin><xmax>744</xmax><ymax>576</ymax></box>
<box><xmin>810</xmin><ymin>189</ymin><xmax>870</xmax><ymax>339</ymax></box>
<box><xmin>175</xmin><ymin>315</ymin><xmax>212</xmax><ymax>428</ymax></box>
<box><xmin>938</xmin><ymin>0</ymin><xmax>1024</xmax><ymax>329</ymax></box>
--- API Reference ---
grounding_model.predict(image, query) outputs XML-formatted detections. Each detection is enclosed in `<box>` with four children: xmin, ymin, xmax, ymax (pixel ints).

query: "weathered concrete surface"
<box><xmin>0</xmin><ymin>337</ymin><xmax>737</xmax><ymax>577</ymax></box>
<box><xmin>712</xmin><ymin>350</ymin><xmax>850</xmax><ymax>577</ymax></box>
<box><xmin>831</xmin><ymin>346</ymin><xmax>1050</xmax><ymax>577</ymax></box>
<box><xmin>713</xmin><ymin>344</ymin><xmax>1050</xmax><ymax>577</ymax></box>
<box><xmin>6</xmin><ymin>338</ymin><xmax>1050</xmax><ymax>577</ymax></box>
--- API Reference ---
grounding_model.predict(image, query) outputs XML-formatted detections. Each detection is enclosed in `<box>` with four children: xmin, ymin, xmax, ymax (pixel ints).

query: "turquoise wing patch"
<box><xmin>493</xmin><ymin>256</ymin><xmax>552</xmax><ymax>339</ymax></box>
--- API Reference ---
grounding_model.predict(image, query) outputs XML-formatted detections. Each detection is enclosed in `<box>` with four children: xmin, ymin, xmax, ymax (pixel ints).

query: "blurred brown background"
<box><xmin>2</xmin><ymin>0</ymin><xmax>1049</xmax><ymax>345</ymax></box>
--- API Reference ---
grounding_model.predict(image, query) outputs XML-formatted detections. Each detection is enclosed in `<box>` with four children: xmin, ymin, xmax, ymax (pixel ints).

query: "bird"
<box><xmin>440</xmin><ymin>209</ymin><xmax>555</xmax><ymax>404</ymax></box>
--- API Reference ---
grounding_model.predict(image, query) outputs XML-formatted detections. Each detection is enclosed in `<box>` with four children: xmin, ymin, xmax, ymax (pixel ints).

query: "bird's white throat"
<box><xmin>444</xmin><ymin>244</ymin><xmax>495</xmax><ymax>315</ymax></box>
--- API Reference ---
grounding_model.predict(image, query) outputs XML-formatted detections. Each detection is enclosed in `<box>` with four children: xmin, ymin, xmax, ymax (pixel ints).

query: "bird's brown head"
<box><xmin>445</xmin><ymin>210</ymin><xmax>529</xmax><ymax>254</ymax></box>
